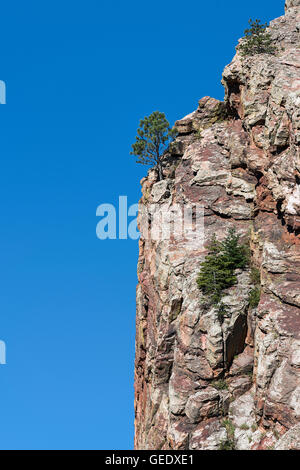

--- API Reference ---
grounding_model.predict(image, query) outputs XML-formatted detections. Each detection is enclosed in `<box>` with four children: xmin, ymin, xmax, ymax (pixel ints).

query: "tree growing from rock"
<box><xmin>197</xmin><ymin>228</ymin><xmax>250</xmax><ymax>311</ymax></box>
<box><xmin>131</xmin><ymin>111</ymin><xmax>176</xmax><ymax>181</ymax></box>
<box><xmin>238</xmin><ymin>19</ymin><xmax>276</xmax><ymax>57</ymax></box>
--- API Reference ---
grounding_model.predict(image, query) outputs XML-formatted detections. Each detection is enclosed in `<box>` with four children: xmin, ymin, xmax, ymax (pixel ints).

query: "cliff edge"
<box><xmin>134</xmin><ymin>0</ymin><xmax>300</xmax><ymax>450</ymax></box>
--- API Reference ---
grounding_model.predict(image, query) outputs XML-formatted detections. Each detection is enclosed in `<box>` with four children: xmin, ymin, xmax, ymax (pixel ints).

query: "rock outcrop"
<box><xmin>134</xmin><ymin>0</ymin><xmax>300</xmax><ymax>450</ymax></box>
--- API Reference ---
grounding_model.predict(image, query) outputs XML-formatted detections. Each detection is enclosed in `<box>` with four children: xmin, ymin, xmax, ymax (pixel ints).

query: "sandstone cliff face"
<box><xmin>134</xmin><ymin>1</ymin><xmax>300</xmax><ymax>450</ymax></box>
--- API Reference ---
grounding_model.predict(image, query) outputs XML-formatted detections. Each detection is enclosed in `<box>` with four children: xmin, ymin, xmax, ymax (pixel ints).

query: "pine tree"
<box><xmin>221</xmin><ymin>228</ymin><xmax>249</xmax><ymax>270</ymax></box>
<box><xmin>131</xmin><ymin>111</ymin><xmax>176</xmax><ymax>181</ymax></box>
<box><xmin>197</xmin><ymin>229</ymin><xmax>249</xmax><ymax>308</ymax></box>
<box><xmin>238</xmin><ymin>19</ymin><xmax>276</xmax><ymax>57</ymax></box>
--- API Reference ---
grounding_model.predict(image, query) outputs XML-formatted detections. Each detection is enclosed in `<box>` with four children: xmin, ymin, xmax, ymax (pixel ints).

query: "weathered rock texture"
<box><xmin>134</xmin><ymin>0</ymin><xmax>300</xmax><ymax>450</ymax></box>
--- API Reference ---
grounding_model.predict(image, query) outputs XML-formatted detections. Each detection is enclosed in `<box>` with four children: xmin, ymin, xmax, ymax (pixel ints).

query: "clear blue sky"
<box><xmin>0</xmin><ymin>0</ymin><xmax>283</xmax><ymax>450</ymax></box>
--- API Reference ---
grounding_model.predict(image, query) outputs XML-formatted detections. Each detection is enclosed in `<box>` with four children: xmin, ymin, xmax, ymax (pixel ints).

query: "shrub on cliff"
<box><xmin>197</xmin><ymin>228</ymin><xmax>249</xmax><ymax>307</ymax></box>
<box><xmin>131</xmin><ymin>111</ymin><xmax>177</xmax><ymax>181</ymax></box>
<box><xmin>219</xmin><ymin>419</ymin><xmax>236</xmax><ymax>450</ymax></box>
<box><xmin>249</xmin><ymin>287</ymin><xmax>261</xmax><ymax>308</ymax></box>
<box><xmin>248</xmin><ymin>266</ymin><xmax>261</xmax><ymax>308</ymax></box>
<box><xmin>238</xmin><ymin>19</ymin><xmax>276</xmax><ymax>57</ymax></box>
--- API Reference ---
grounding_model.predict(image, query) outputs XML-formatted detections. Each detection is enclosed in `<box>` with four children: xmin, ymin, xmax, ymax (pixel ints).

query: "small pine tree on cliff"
<box><xmin>131</xmin><ymin>111</ymin><xmax>176</xmax><ymax>181</ymax></box>
<box><xmin>197</xmin><ymin>228</ymin><xmax>249</xmax><ymax>307</ymax></box>
<box><xmin>238</xmin><ymin>19</ymin><xmax>276</xmax><ymax>57</ymax></box>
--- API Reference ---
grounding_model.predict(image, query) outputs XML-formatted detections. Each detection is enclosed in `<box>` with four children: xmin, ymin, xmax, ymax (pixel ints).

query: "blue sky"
<box><xmin>0</xmin><ymin>0</ymin><xmax>283</xmax><ymax>450</ymax></box>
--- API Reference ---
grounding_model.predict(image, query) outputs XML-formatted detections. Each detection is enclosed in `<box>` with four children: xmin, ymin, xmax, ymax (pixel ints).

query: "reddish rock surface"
<box><xmin>134</xmin><ymin>0</ymin><xmax>300</xmax><ymax>450</ymax></box>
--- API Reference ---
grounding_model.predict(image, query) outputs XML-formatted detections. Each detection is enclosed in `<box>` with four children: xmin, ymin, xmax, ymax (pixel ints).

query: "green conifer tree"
<box><xmin>197</xmin><ymin>229</ymin><xmax>249</xmax><ymax>309</ymax></box>
<box><xmin>238</xmin><ymin>19</ymin><xmax>276</xmax><ymax>57</ymax></box>
<box><xmin>131</xmin><ymin>111</ymin><xmax>176</xmax><ymax>181</ymax></box>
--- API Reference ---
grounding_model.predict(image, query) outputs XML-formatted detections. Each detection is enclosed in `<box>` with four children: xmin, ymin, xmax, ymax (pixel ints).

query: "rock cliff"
<box><xmin>134</xmin><ymin>0</ymin><xmax>300</xmax><ymax>450</ymax></box>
